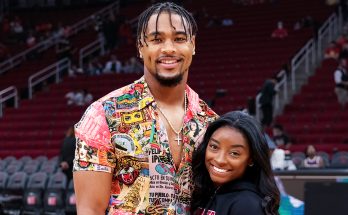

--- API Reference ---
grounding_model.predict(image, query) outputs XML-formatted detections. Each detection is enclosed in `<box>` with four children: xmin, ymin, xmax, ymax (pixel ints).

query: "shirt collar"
<box><xmin>135</xmin><ymin>77</ymin><xmax>204</xmax><ymax>121</ymax></box>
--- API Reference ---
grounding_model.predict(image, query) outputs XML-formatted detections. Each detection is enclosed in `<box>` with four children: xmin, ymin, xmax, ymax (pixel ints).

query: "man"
<box><xmin>267</xmin><ymin>139</ymin><xmax>296</xmax><ymax>171</ymax></box>
<box><xmin>59</xmin><ymin>126</ymin><xmax>76</xmax><ymax>182</ymax></box>
<box><xmin>334</xmin><ymin>56</ymin><xmax>348</xmax><ymax>109</ymax></box>
<box><xmin>272</xmin><ymin>124</ymin><xmax>291</xmax><ymax>149</ymax></box>
<box><xmin>73</xmin><ymin>2</ymin><xmax>217</xmax><ymax>214</ymax></box>
<box><xmin>259</xmin><ymin>76</ymin><xmax>278</xmax><ymax>128</ymax></box>
<box><xmin>103</xmin><ymin>54</ymin><xmax>122</xmax><ymax>74</ymax></box>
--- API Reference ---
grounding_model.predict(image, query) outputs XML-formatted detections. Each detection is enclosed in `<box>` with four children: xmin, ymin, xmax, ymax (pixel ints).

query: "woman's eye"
<box><xmin>230</xmin><ymin>151</ymin><xmax>240</xmax><ymax>157</ymax></box>
<box><xmin>208</xmin><ymin>144</ymin><xmax>218</xmax><ymax>150</ymax></box>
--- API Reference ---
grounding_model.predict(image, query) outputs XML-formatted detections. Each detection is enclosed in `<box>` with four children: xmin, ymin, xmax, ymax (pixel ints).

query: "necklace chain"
<box><xmin>157</xmin><ymin>92</ymin><xmax>187</xmax><ymax>145</ymax></box>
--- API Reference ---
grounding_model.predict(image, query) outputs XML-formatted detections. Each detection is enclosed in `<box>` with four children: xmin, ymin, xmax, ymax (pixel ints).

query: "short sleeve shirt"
<box><xmin>73</xmin><ymin>77</ymin><xmax>218</xmax><ymax>214</ymax></box>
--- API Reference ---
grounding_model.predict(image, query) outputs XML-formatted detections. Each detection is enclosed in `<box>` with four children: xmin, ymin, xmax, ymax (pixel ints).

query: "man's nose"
<box><xmin>161</xmin><ymin>40</ymin><xmax>176</xmax><ymax>54</ymax></box>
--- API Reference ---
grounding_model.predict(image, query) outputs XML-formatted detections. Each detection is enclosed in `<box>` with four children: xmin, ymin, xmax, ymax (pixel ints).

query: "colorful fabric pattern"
<box><xmin>73</xmin><ymin>77</ymin><xmax>217</xmax><ymax>214</ymax></box>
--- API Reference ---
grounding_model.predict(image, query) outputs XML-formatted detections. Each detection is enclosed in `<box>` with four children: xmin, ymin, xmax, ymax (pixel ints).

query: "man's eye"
<box><xmin>175</xmin><ymin>37</ymin><xmax>187</xmax><ymax>42</ymax></box>
<box><xmin>151</xmin><ymin>38</ymin><xmax>161</xmax><ymax>42</ymax></box>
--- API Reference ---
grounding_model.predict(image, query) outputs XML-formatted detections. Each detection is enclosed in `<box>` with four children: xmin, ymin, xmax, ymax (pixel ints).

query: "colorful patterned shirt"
<box><xmin>73</xmin><ymin>77</ymin><xmax>217</xmax><ymax>214</ymax></box>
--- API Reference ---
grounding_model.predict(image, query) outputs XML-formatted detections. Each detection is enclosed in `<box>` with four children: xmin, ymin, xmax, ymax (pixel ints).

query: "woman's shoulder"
<box><xmin>219</xmin><ymin>187</ymin><xmax>263</xmax><ymax>202</ymax></box>
<box><xmin>217</xmin><ymin>191</ymin><xmax>264</xmax><ymax>214</ymax></box>
<box><xmin>216</xmin><ymin>182</ymin><xmax>265</xmax><ymax>214</ymax></box>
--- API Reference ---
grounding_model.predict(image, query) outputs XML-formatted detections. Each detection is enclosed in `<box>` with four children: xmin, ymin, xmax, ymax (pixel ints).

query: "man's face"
<box><xmin>272</xmin><ymin>128</ymin><xmax>282</xmax><ymax>136</ymax></box>
<box><xmin>139</xmin><ymin>12</ymin><xmax>195</xmax><ymax>87</ymax></box>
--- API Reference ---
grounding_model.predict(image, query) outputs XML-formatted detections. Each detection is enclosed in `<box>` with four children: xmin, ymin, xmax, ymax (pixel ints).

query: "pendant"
<box><xmin>174</xmin><ymin>133</ymin><xmax>182</xmax><ymax>146</ymax></box>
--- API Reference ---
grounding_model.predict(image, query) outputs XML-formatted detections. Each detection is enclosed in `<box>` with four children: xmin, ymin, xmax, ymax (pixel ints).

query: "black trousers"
<box><xmin>261</xmin><ymin>104</ymin><xmax>273</xmax><ymax>127</ymax></box>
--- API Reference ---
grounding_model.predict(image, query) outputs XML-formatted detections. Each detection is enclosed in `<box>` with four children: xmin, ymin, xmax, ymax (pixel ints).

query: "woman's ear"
<box><xmin>248</xmin><ymin>158</ymin><xmax>254</xmax><ymax>167</ymax></box>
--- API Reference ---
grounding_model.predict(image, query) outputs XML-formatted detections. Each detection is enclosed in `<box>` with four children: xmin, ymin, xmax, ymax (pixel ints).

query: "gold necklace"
<box><xmin>157</xmin><ymin>92</ymin><xmax>187</xmax><ymax>146</ymax></box>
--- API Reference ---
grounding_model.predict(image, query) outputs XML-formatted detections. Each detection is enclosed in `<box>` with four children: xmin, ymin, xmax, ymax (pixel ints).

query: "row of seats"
<box><xmin>0</xmin><ymin>156</ymin><xmax>60</xmax><ymax>176</ymax></box>
<box><xmin>0</xmin><ymin>171</ymin><xmax>75</xmax><ymax>214</ymax></box>
<box><xmin>291</xmin><ymin>151</ymin><xmax>348</xmax><ymax>168</ymax></box>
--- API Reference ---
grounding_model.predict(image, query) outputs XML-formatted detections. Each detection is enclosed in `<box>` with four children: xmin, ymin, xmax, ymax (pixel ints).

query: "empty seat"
<box><xmin>291</xmin><ymin>152</ymin><xmax>306</xmax><ymax>160</ymax></box>
<box><xmin>65</xmin><ymin>179</ymin><xmax>76</xmax><ymax>214</ymax></box>
<box><xmin>6</xmin><ymin>164</ymin><xmax>23</xmax><ymax>175</ymax></box>
<box><xmin>330</xmin><ymin>155</ymin><xmax>348</xmax><ymax>169</ymax></box>
<box><xmin>34</xmin><ymin>155</ymin><xmax>48</xmax><ymax>163</ymax></box>
<box><xmin>0</xmin><ymin>160</ymin><xmax>6</xmax><ymax>171</ymax></box>
<box><xmin>22</xmin><ymin>163</ymin><xmax>40</xmax><ymax>175</ymax></box>
<box><xmin>22</xmin><ymin>172</ymin><xmax>48</xmax><ymax>215</ymax></box>
<box><xmin>332</xmin><ymin>151</ymin><xmax>348</xmax><ymax>161</ymax></box>
<box><xmin>317</xmin><ymin>151</ymin><xmax>330</xmax><ymax>167</ymax></box>
<box><xmin>291</xmin><ymin>156</ymin><xmax>305</xmax><ymax>169</ymax></box>
<box><xmin>8</xmin><ymin>159</ymin><xmax>24</xmax><ymax>167</ymax></box>
<box><xmin>26</xmin><ymin>172</ymin><xmax>48</xmax><ymax>190</ymax></box>
<box><xmin>0</xmin><ymin>171</ymin><xmax>9</xmax><ymax>194</ymax></box>
<box><xmin>48</xmin><ymin>156</ymin><xmax>59</xmax><ymax>166</ymax></box>
<box><xmin>26</xmin><ymin>159</ymin><xmax>41</xmax><ymax>166</ymax></box>
<box><xmin>2</xmin><ymin>172</ymin><xmax>28</xmax><ymax>213</ymax></box>
<box><xmin>43</xmin><ymin>172</ymin><xmax>68</xmax><ymax>214</ymax></box>
<box><xmin>5</xmin><ymin>171</ymin><xmax>28</xmax><ymax>194</ymax></box>
<box><xmin>19</xmin><ymin>156</ymin><xmax>33</xmax><ymax>163</ymax></box>
<box><xmin>39</xmin><ymin>162</ymin><xmax>57</xmax><ymax>174</ymax></box>
<box><xmin>3</xmin><ymin>156</ymin><xmax>16</xmax><ymax>165</ymax></box>
<box><xmin>46</xmin><ymin>171</ymin><xmax>67</xmax><ymax>190</ymax></box>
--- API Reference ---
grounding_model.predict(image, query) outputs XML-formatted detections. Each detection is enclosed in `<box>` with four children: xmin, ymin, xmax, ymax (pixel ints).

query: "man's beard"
<box><xmin>154</xmin><ymin>71</ymin><xmax>183</xmax><ymax>87</ymax></box>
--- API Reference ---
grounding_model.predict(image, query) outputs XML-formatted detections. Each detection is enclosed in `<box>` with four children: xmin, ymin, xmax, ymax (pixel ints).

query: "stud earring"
<box><xmin>249</xmin><ymin>163</ymin><xmax>254</xmax><ymax>167</ymax></box>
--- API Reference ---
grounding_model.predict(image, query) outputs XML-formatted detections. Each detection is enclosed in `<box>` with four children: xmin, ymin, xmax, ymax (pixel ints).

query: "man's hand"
<box><xmin>60</xmin><ymin>161</ymin><xmax>69</xmax><ymax>170</ymax></box>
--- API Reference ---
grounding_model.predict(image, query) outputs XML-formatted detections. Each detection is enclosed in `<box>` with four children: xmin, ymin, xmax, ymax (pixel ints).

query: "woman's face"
<box><xmin>190</xmin><ymin>121</ymin><xmax>197</xmax><ymax>130</ymax></box>
<box><xmin>205</xmin><ymin>126</ymin><xmax>252</xmax><ymax>187</ymax></box>
<box><xmin>306</xmin><ymin>145</ymin><xmax>316</xmax><ymax>157</ymax></box>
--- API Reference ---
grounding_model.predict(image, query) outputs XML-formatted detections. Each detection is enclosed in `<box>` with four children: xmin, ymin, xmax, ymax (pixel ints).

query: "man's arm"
<box><xmin>74</xmin><ymin>171</ymin><xmax>112</xmax><ymax>214</ymax></box>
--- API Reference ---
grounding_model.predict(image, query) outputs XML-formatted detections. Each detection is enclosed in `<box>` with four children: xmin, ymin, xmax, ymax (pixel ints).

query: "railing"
<box><xmin>274</xmin><ymin>70</ymin><xmax>288</xmax><ymax>114</ymax></box>
<box><xmin>290</xmin><ymin>38</ymin><xmax>316</xmax><ymax>91</ymax></box>
<box><xmin>0</xmin><ymin>86</ymin><xmax>18</xmax><ymax>117</ymax></box>
<box><xmin>0</xmin><ymin>1</ymin><xmax>120</xmax><ymax>75</ymax></box>
<box><xmin>78</xmin><ymin>1</ymin><xmax>121</xmax><ymax>68</ymax></box>
<box><xmin>291</xmin><ymin>11</ymin><xmax>341</xmax><ymax>92</ymax></box>
<box><xmin>317</xmin><ymin>13</ymin><xmax>341</xmax><ymax>59</ymax></box>
<box><xmin>28</xmin><ymin>58</ymin><xmax>70</xmax><ymax>99</ymax></box>
<box><xmin>79</xmin><ymin>39</ymin><xmax>103</xmax><ymax>68</ymax></box>
<box><xmin>0</xmin><ymin>36</ymin><xmax>57</xmax><ymax>75</ymax></box>
<box><xmin>256</xmin><ymin>9</ymin><xmax>342</xmax><ymax>123</ymax></box>
<box><xmin>69</xmin><ymin>1</ymin><xmax>120</xmax><ymax>36</ymax></box>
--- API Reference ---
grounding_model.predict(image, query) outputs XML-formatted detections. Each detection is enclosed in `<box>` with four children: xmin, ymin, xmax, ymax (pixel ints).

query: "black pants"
<box><xmin>261</xmin><ymin>104</ymin><xmax>273</xmax><ymax>127</ymax></box>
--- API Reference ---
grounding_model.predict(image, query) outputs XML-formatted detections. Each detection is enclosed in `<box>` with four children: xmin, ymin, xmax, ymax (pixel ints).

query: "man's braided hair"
<box><xmin>136</xmin><ymin>2</ymin><xmax>197</xmax><ymax>48</ymax></box>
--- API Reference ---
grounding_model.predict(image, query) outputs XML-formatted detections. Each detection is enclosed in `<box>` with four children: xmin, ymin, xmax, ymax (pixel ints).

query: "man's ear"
<box><xmin>138</xmin><ymin>43</ymin><xmax>143</xmax><ymax>59</ymax></box>
<box><xmin>191</xmin><ymin>35</ymin><xmax>196</xmax><ymax>55</ymax></box>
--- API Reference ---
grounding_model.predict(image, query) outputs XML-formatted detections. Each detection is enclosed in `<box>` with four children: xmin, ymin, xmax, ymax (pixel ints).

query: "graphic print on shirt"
<box><xmin>73</xmin><ymin>78</ymin><xmax>218</xmax><ymax>214</ymax></box>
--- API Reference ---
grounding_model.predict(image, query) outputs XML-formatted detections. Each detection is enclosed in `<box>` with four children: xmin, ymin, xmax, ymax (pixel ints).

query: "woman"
<box><xmin>191</xmin><ymin>111</ymin><xmax>280</xmax><ymax>215</ymax></box>
<box><xmin>302</xmin><ymin>145</ymin><xmax>324</xmax><ymax>168</ymax></box>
